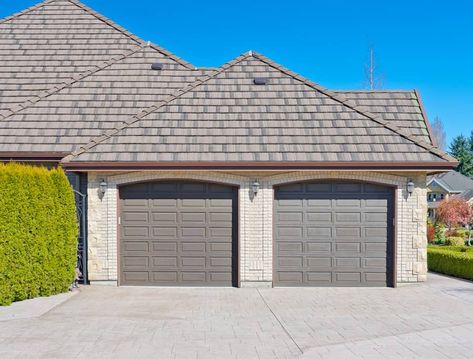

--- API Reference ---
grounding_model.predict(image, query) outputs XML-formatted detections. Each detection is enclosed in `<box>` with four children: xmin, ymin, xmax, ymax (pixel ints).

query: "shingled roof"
<box><xmin>0</xmin><ymin>0</ymin><xmax>457</xmax><ymax>169</ymax></box>
<box><xmin>61</xmin><ymin>52</ymin><xmax>456</xmax><ymax>168</ymax></box>
<box><xmin>0</xmin><ymin>46</ymin><xmax>210</xmax><ymax>153</ymax></box>
<box><xmin>333</xmin><ymin>91</ymin><xmax>434</xmax><ymax>144</ymax></box>
<box><xmin>0</xmin><ymin>0</ymin><xmax>192</xmax><ymax>115</ymax></box>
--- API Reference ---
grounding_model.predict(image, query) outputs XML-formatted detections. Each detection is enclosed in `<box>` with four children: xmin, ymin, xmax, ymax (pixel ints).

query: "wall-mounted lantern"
<box><xmin>99</xmin><ymin>179</ymin><xmax>107</xmax><ymax>198</ymax></box>
<box><xmin>407</xmin><ymin>179</ymin><xmax>415</xmax><ymax>196</ymax></box>
<box><xmin>251</xmin><ymin>180</ymin><xmax>260</xmax><ymax>196</ymax></box>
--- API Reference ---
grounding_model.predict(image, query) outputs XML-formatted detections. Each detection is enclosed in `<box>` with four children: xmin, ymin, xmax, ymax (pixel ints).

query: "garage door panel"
<box><xmin>275</xmin><ymin>181</ymin><xmax>393</xmax><ymax>287</ymax></box>
<box><xmin>335</xmin><ymin>242</ymin><xmax>361</xmax><ymax>252</ymax></box>
<box><xmin>152</xmin><ymin>242</ymin><xmax>177</xmax><ymax>252</ymax></box>
<box><xmin>364</xmin><ymin>183</ymin><xmax>392</xmax><ymax>193</ymax></box>
<box><xmin>209</xmin><ymin>227</ymin><xmax>232</xmax><ymax>237</ymax></box>
<box><xmin>209</xmin><ymin>198</ymin><xmax>234</xmax><ymax>207</ymax></box>
<box><xmin>335</xmin><ymin>198</ymin><xmax>361</xmax><ymax>207</ymax></box>
<box><xmin>180</xmin><ymin>183</ymin><xmax>206</xmax><ymax>193</ymax></box>
<box><xmin>150</xmin><ymin>198</ymin><xmax>177</xmax><ymax>207</ymax></box>
<box><xmin>365</xmin><ymin>272</ymin><xmax>386</xmax><ymax>282</ymax></box>
<box><xmin>334</xmin><ymin>183</ymin><xmax>362</xmax><ymax>193</ymax></box>
<box><xmin>153</xmin><ymin>256</ymin><xmax>178</xmax><ymax>267</ymax></box>
<box><xmin>210</xmin><ymin>257</ymin><xmax>232</xmax><ymax>267</ymax></box>
<box><xmin>181</xmin><ymin>257</ymin><xmax>206</xmax><ymax>267</ymax></box>
<box><xmin>122</xmin><ymin>212</ymin><xmax>149</xmax><ymax>223</ymax></box>
<box><xmin>335</xmin><ymin>227</ymin><xmax>361</xmax><ymax>237</ymax></box>
<box><xmin>123</xmin><ymin>256</ymin><xmax>149</xmax><ymax>268</ymax></box>
<box><xmin>336</xmin><ymin>212</ymin><xmax>361</xmax><ymax>222</ymax></box>
<box><xmin>182</xmin><ymin>272</ymin><xmax>206</xmax><ymax>282</ymax></box>
<box><xmin>365</xmin><ymin>199</ymin><xmax>388</xmax><ymax>207</ymax></box>
<box><xmin>152</xmin><ymin>227</ymin><xmax>177</xmax><ymax>238</ymax></box>
<box><xmin>123</xmin><ymin>241</ymin><xmax>149</xmax><ymax>252</ymax></box>
<box><xmin>149</xmin><ymin>183</ymin><xmax>178</xmax><ymax>193</ymax></box>
<box><xmin>365</xmin><ymin>227</ymin><xmax>387</xmax><ymax>237</ymax></box>
<box><xmin>306</xmin><ymin>183</ymin><xmax>332</xmax><ymax>192</ymax></box>
<box><xmin>306</xmin><ymin>212</ymin><xmax>331</xmax><ymax>222</ymax></box>
<box><xmin>364</xmin><ymin>257</ymin><xmax>386</xmax><ymax>268</ymax></box>
<box><xmin>153</xmin><ymin>271</ymin><xmax>178</xmax><ymax>282</ymax></box>
<box><xmin>306</xmin><ymin>272</ymin><xmax>332</xmax><ymax>283</ymax></box>
<box><xmin>364</xmin><ymin>212</ymin><xmax>387</xmax><ymax>222</ymax></box>
<box><xmin>123</xmin><ymin>271</ymin><xmax>149</xmax><ymax>282</ymax></box>
<box><xmin>278</xmin><ymin>272</ymin><xmax>303</xmax><ymax>283</ymax></box>
<box><xmin>123</xmin><ymin>226</ymin><xmax>149</xmax><ymax>238</ymax></box>
<box><xmin>209</xmin><ymin>212</ymin><xmax>232</xmax><ymax>222</ymax></box>
<box><xmin>278</xmin><ymin>256</ymin><xmax>303</xmax><ymax>267</ymax></box>
<box><xmin>307</xmin><ymin>257</ymin><xmax>331</xmax><ymax>267</ymax></box>
<box><xmin>335</xmin><ymin>272</ymin><xmax>361</xmax><ymax>282</ymax></box>
<box><xmin>306</xmin><ymin>198</ymin><xmax>331</xmax><ymax>207</ymax></box>
<box><xmin>152</xmin><ymin>212</ymin><xmax>177</xmax><ymax>223</ymax></box>
<box><xmin>335</xmin><ymin>257</ymin><xmax>361</xmax><ymax>268</ymax></box>
<box><xmin>278</xmin><ymin>211</ymin><xmax>303</xmax><ymax>222</ymax></box>
<box><xmin>278</xmin><ymin>241</ymin><xmax>303</xmax><ymax>253</ymax></box>
<box><xmin>120</xmin><ymin>181</ymin><xmax>237</xmax><ymax>286</ymax></box>
<box><xmin>307</xmin><ymin>227</ymin><xmax>331</xmax><ymax>238</ymax></box>
<box><xmin>306</xmin><ymin>242</ymin><xmax>331</xmax><ymax>252</ymax></box>
<box><xmin>209</xmin><ymin>242</ymin><xmax>232</xmax><ymax>252</ymax></box>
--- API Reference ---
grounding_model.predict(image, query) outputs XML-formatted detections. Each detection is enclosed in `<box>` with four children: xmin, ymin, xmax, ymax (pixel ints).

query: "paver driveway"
<box><xmin>1</xmin><ymin>273</ymin><xmax>473</xmax><ymax>359</ymax></box>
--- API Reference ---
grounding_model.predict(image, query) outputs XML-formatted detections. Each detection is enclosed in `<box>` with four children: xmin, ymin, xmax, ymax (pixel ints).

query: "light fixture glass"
<box><xmin>407</xmin><ymin>179</ymin><xmax>415</xmax><ymax>195</ymax></box>
<box><xmin>99</xmin><ymin>179</ymin><xmax>107</xmax><ymax>196</ymax></box>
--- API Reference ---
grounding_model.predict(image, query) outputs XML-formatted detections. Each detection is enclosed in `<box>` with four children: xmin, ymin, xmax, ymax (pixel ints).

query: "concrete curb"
<box><xmin>0</xmin><ymin>289</ymin><xmax>79</xmax><ymax>322</ymax></box>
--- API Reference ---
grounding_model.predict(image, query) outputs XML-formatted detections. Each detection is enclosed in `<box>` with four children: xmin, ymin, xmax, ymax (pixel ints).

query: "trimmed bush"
<box><xmin>429</xmin><ymin>245</ymin><xmax>473</xmax><ymax>253</ymax></box>
<box><xmin>427</xmin><ymin>246</ymin><xmax>473</xmax><ymax>281</ymax></box>
<box><xmin>445</xmin><ymin>236</ymin><xmax>466</xmax><ymax>246</ymax></box>
<box><xmin>0</xmin><ymin>163</ymin><xmax>78</xmax><ymax>306</ymax></box>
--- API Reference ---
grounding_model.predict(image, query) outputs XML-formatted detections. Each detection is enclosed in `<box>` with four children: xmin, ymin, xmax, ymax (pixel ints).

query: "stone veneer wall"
<box><xmin>86</xmin><ymin>170</ymin><xmax>427</xmax><ymax>286</ymax></box>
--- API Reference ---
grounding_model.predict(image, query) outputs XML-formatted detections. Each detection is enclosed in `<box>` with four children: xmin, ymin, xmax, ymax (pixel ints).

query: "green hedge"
<box><xmin>427</xmin><ymin>246</ymin><xmax>473</xmax><ymax>281</ymax></box>
<box><xmin>0</xmin><ymin>163</ymin><xmax>78</xmax><ymax>305</ymax></box>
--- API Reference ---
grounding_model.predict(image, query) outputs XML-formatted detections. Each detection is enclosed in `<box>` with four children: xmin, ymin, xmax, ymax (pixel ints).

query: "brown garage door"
<box><xmin>119</xmin><ymin>181</ymin><xmax>238</xmax><ymax>286</ymax></box>
<box><xmin>274</xmin><ymin>181</ymin><xmax>393</xmax><ymax>287</ymax></box>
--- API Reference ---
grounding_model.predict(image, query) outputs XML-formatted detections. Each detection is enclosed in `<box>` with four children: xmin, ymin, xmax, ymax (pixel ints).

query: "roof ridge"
<box><xmin>0</xmin><ymin>0</ymin><xmax>53</xmax><ymax>26</ymax></box>
<box><xmin>250</xmin><ymin>51</ymin><xmax>456</xmax><ymax>163</ymax></box>
<box><xmin>65</xmin><ymin>0</ymin><xmax>195</xmax><ymax>69</ymax></box>
<box><xmin>413</xmin><ymin>89</ymin><xmax>437</xmax><ymax>148</ymax></box>
<box><xmin>332</xmin><ymin>90</ymin><xmax>415</xmax><ymax>93</ymax></box>
<box><xmin>61</xmin><ymin>52</ymin><xmax>253</xmax><ymax>162</ymax></box>
<box><xmin>0</xmin><ymin>44</ymin><xmax>146</xmax><ymax>121</ymax></box>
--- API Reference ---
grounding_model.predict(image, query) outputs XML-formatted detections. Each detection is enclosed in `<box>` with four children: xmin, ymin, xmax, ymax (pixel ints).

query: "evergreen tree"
<box><xmin>449</xmin><ymin>134</ymin><xmax>473</xmax><ymax>177</ymax></box>
<box><xmin>469</xmin><ymin>130</ymin><xmax>473</xmax><ymax>152</ymax></box>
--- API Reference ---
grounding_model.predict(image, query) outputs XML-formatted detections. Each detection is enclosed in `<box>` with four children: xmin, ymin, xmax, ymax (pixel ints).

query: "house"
<box><xmin>0</xmin><ymin>0</ymin><xmax>457</xmax><ymax>288</ymax></box>
<box><xmin>427</xmin><ymin>171</ymin><xmax>473</xmax><ymax>219</ymax></box>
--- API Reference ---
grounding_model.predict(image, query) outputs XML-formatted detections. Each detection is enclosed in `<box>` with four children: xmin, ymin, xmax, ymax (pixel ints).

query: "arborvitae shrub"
<box><xmin>0</xmin><ymin>163</ymin><xmax>78</xmax><ymax>305</ymax></box>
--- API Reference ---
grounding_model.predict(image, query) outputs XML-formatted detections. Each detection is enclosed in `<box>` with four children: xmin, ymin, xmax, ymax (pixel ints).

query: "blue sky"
<box><xmin>2</xmin><ymin>0</ymin><xmax>472</xmax><ymax>146</ymax></box>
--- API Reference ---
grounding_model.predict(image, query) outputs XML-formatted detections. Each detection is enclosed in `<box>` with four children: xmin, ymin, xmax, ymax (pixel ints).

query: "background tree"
<box><xmin>436</xmin><ymin>197</ymin><xmax>471</xmax><ymax>230</ymax></box>
<box><xmin>430</xmin><ymin>116</ymin><xmax>447</xmax><ymax>150</ymax></box>
<box><xmin>449</xmin><ymin>134</ymin><xmax>473</xmax><ymax>177</ymax></box>
<box><xmin>364</xmin><ymin>47</ymin><xmax>384</xmax><ymax>90</ymax></box>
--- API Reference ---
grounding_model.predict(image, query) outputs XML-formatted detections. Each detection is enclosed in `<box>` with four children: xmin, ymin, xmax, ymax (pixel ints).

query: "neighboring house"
<box><xmin>0</xmin><ymin>0</ymin><xmax>457</xmax><ymax>288</ymax></box>
<box><xmin>427</xmin><ymin>171</ymin><xmax>473</xmax><ymax>219</ymax></box>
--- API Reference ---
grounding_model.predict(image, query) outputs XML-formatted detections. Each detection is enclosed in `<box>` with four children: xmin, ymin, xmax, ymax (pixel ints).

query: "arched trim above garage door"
<box><xmin>273</xmin><ymin>179</ymin><xmax>395</xmax><ymax>287</ymax></box>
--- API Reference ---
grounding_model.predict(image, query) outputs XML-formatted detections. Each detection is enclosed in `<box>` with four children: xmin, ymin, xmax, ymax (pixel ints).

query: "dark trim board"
<box><xmin>62</xmin><ymin>161</ymin><xmax>457</xmax><ymax>171</ymax></box>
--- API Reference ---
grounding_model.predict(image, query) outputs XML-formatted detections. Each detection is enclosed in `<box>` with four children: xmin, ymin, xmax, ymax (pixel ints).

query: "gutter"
<box><xmin>61</xmin><ymin>160</ymin><xmax>458</xmax><ymax>172</ymax></box>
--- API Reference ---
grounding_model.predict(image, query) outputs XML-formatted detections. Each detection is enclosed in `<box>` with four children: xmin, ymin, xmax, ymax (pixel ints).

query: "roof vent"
<box><xmin>151</xmin><ymin>63</ymin><xmax>163</xmax><ymax>71</ymax></box>
<box><xmin>253</xmin><ymin>77</ymin><xmax>267</xmax><ymax>85</ymax></box>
